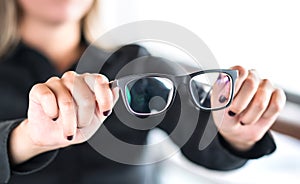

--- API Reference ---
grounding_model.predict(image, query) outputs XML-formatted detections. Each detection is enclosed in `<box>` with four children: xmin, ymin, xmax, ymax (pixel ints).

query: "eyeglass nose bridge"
<box><xmin>173</xmin><ymin>75</ymin><xmax>209</xmax><ymax>111</ymax></box>
<box><xmin>171</xmin><ymin>82</ymin><xmax>198</xmax><ymax>111</ymax></box>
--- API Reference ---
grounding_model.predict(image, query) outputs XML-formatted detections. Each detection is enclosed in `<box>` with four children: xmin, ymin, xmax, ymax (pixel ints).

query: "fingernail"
<box><xmin>103</xmin><ymin>110</ymin><xmax>111</xmax><ymax>116</ymax></box>
<box><xmin>219</xmin><ymin>95</ymin><xmax>227</xmax><ymax>103</ymax></box>
<box><xmin>240</xmin><ymin>122</ymin><xmax>245</xmax><ymax>125</ymax></box>
<box><xmin>228</xmin><ymin>111</ymin><xmax>236</xmax><ymax>117</ymax></box>
<box><xmin>52</xmin><ymin>117</ymin><xmax>58</xmax><ymax>121</ymax></box>
<box><xmin>67</xmin><ymin>136</ymin><xmax>73</xmax><ymax>141</ymax></box>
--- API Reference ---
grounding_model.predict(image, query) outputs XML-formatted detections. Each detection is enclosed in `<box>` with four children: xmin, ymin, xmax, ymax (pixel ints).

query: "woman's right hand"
<box><xmin>9</xmin><ymin>71</ymin><xmax>119</xmax><ymax>165</ymax></box>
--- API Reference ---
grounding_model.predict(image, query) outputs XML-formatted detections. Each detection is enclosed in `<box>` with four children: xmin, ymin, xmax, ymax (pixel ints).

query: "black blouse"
<box><xmin>0</xmin><ymin>42</ymin><xmax>276</xmax><ymax>184</ymax></box>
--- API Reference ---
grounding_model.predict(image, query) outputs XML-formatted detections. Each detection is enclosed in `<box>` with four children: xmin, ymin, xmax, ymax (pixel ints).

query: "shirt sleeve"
<box><xmin>181</xmin><ymin>131</ymin><xmax>276</xmax><ymax>171</ymax></box>
<box><xmin>0</xmin><ymin>119</ymin><xmax>58</xmax><ymax>183</ymax></box>
<box><xmin>218</xmin><ymin>131</ymin><xmax>276</xmax><ymax>159</ymax></box>
<box><xmin>158</xmin><ymin>98</ymin><xmax>276</xmax><ymax>170</ymax></box>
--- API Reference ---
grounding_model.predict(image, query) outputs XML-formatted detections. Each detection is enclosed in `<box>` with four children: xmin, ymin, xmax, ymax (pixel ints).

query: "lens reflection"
<box><xmin>125</xmin><ymin>77</ymin><xmax>174</xmax><ymax>114</ymax></box>
<box><xmin>190</xmin><ymin>72</ymin><xmax>232</xmax><ymax>110</ymax></box>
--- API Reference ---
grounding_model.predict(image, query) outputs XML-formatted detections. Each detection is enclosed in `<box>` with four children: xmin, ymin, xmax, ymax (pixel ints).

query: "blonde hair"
<box><xmin>0</xmin><ymin>0</ymin><xmax>19</xmax><ymax>59</ymax></box>
<box><xmin>0</xmin><ymin>0</ymin><xmax>100</xmax><ymax>59</ymax></box>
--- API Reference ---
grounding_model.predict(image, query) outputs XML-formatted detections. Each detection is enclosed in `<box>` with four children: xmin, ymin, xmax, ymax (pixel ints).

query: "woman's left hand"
<box><xmin>213</xmin><ymin>66</ymin><xmax>286</xmax><ymax>151</ymax></box>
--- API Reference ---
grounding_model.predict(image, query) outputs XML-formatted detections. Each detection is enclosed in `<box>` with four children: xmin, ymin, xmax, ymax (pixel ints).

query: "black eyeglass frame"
<box><xmin>110</xmin><ymin>69</ymin><xmax>238</xmax><ymax>116</ymax></box>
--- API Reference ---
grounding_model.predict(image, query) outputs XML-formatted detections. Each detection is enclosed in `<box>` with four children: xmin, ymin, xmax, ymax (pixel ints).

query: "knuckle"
<box><xmin>47</xmin><ymin>76</ymin><xmax>60</xmax><ymax>83</ymax></box>
<box><xmin>277</xmin><ymin>88</ymin><xmax>287</xmax><ymax>102</ymax></box>
<box><xmin>253</xmin><ymin>100</ymin><xmax>267</xmax><ymax>111</ymax></box>
<box><xmin>232</xmin><ymin>65</ymin><xmax>248</xmax><ymax>79</ymax></box>
<box><xmin>253</xmin><ymin>92</ymin><xmax>269</xmax><ymax>111</ymax></box>
<box><xmin>270</xmin><ymin>89</ymin><xmax>286</xmax><ymax>112</ymax></box>
<box><xmin>62</xmin><ymin>71</ymin><xmax>77</xmax><ymax>79</ymax></box>
<box><xmin>249</xmin><ymin>69</ymin><xmax>257</xmax><ymax>72</ymax></box>
<box><xmin>261</xmin><ymin>79</ymin><xmax>272</xmax><ymax>87</ymax></box>
<box><xmin>259</xmin><ymin>79</ymin><xmax>274</xmax><ymax>92</ymax></box>
<box><xmin>249</xmin><ymin>69</ymin><xmax>259</xmax><ymax>77</ymax></box>
<box><xmin>30</xmin><ymin>83</ymin><xmax>44</xmax><ymax>94</ymax></box>
<box><xmin>269</xmin><ymin>100</ymin><xmax>282</xmax><ymax>113</ymax></box>
<box><xmin>41</xmin><ymin>90</ymin><xmax>55</xmax><ymax>102</ymax></box>
<box><xmin>244</xmin><ymin>77</ymin><xmax>258</xmax><ymax>90</ymax></box>
<box><xmin>81</xmin><ymin>96</ymin><xmax>95</xmax><ymax>109</ymax></box>
<box><xmin>62</xmin><ymin>71</ymin><xmax>76</xmax><ymax>84</ymax></box>
<box><xmin>83</xmin><ymin>72</ymin><xmax>91</xmax><ymax>76</ymax></box>
<box><xmin>61</xmin><ymin>100</ymin><xmax>75</xmax><ymax>111</ymax></box>
<box><xmin>249</xmin><ymin>69</ymin><xmax>258</xmax><ymax>78</ymax></box>
<box><xmin>30</xmin><ymin>84</ymin><xmax>55</xmax><ymax>102</ymax></box>
<box><xmin>96</xmin><ymin>74</ymin><xmax>109</xmax><ymax>84</ymax></box>
<box><xmin>233</xmin><ymin>65</ymin><xmax>246</xmax><ymax>73</ymax></box>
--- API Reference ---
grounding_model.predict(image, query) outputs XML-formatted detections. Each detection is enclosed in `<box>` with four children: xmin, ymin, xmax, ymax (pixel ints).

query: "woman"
<box><xmin>0</xmin><ymin>0</ymin><xmax>286</xmax><ymax>183</ymax></box>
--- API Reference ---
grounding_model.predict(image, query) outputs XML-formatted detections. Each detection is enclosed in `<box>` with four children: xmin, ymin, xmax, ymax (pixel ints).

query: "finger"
<box><xmin>112</xmin><ymin>86</ymin><xmax>120</xmax><ymax>105</ymax></box>
<box><xmin>252</xmin><ymin>88</ymin><xmax>286</xmax><ymax>133</ymax></box>
<box><xmin>29</xmin><ymin>83</ymin><xmax>58</xmax><ymax>119</ymax></box>
<box><xmin>238</xmin><ymin>79</ymin><xmax>273</xmax><ymax>125</ymax></box>
<box><xmin>46</xmin><ymin>77</ymin><xmax>77</xmax><ymax>140</ymax></box>
<box><xmin>230</xmin><ymin>65</ymin><xmax>248</xmax><ymax>95</ymax></box>
<box><xmin>261</xmin><ymin>88</ymin><xmax>286</xmax><ymax>120</ymax></box>
<box><xmin>62</xmin><ymin>72</ymin><xmax>95</xmax><ymax>128</ymax></box>
<box><xmin>85</xmin><ymin>74</ymin><xmax>114</xmax><ymax>117</ymax></box>
<box><xmin>229</xmin><ymin>69</ymin><xmax>260</xmax><ymax>115</ymax></box>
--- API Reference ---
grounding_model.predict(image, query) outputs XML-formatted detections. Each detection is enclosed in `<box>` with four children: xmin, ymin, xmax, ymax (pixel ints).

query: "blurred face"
<box><xmin>18</xmin><ymin>0</ymin><xmax>94</xmax><ymax>24</ymax></box>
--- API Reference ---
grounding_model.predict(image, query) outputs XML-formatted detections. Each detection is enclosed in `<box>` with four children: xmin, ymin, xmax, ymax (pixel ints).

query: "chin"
<box><xmin>47</xmin><ymin>2</ymin><xmax>93</xmax><ymax>24</ymax></box>
<box><xmin>19</xmin><ymin>0</ymin><xmax>94</xmax><ymax>24</ymax></box>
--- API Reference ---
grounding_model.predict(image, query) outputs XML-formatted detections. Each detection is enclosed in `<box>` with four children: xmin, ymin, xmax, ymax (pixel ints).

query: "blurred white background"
<box><xmin>98</xmin><ymin>0</ymin><xmax>300</xmax><ymax>94</ymax></box>
<box><xmin>95</xmin><ymin>0</ymin><xmax>300</xmax><ymax>183</ymax></box>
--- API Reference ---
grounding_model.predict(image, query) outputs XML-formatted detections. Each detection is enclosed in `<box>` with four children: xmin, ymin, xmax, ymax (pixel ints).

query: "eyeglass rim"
<box><xmin>124</xmin><ymin>76</ymin><xmax>176</xmax><ymax>116</ymax></box>
<box><xmin>110</xmin><ymin>69</ymin><xmax>238</xmax><ymax>116</ymax></box>
<box><xmin>188</xmin><ymin>70</ymin><xmax>237</xmax><ymax>111</ymax></box>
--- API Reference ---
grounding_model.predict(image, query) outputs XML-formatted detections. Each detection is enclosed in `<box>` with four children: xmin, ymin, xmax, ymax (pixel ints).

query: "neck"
<box><xmin>20</xmin><ymin>16</ymin><xmax>84</xmax><ymax>73</ymax></box>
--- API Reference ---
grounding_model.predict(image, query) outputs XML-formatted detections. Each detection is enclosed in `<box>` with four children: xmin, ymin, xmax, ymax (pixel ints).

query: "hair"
<box><xmin>0</xmin><ymin>0</ymin><xmax>100</xmax><ymax>59</ymax></box>
<box><xmin>0</xmin><ymin>0</ymin><xmax>19</xmax><ymax>59</ymax></box>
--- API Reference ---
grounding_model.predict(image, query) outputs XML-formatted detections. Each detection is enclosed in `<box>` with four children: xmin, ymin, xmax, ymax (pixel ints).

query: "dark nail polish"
<box><xmin>52</xmin><ymin>117</ymin><xmax>58</xmax><ymax>121</ymax></box>
<box><xmin>228</xmin><ymin>111</ymin><xmax>236</xmax><ymax>117</ymax></box>
<box><xmin>219</xmin><ymin>95</ymin><xmax>227</xmax><ymax>103</ymax></box>
<box><xmin>103</xmin><ymin>110</ymin><xmax>111</xmax><ymax>116</ymax></box>
<box><xmin>67</xmin><ymin>136</ymin><xmax>73</xmax><ymax>141</ymax></box>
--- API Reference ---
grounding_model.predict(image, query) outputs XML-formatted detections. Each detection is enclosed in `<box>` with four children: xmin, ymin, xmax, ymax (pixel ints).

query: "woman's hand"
<box><xmin>214</xmin><ymin>66</ymin><xmax>286</xmax><ymax>151</ymax></box>
<box><xmin>9</xmin><ymin>71</ymin><xmax>119</xmax><ymax>164</ymax></box>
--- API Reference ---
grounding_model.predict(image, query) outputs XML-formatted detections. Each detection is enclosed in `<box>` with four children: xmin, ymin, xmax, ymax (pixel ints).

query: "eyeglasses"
<box><xmin>110</xmin><ymin>69</ymin><xmax>238</xmax><ymax>116</ymax></box>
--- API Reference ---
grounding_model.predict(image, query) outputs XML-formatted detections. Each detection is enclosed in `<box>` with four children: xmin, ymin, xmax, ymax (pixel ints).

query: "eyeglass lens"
<box><xmin>125</xmin><ymin>77</ymin><xmax>174</xmax><ymax>115</ymax></box>
<box><xmin>190</xmin><ymin>72</ymin><xmax>232</xmax><ymax>110</ymax></box>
